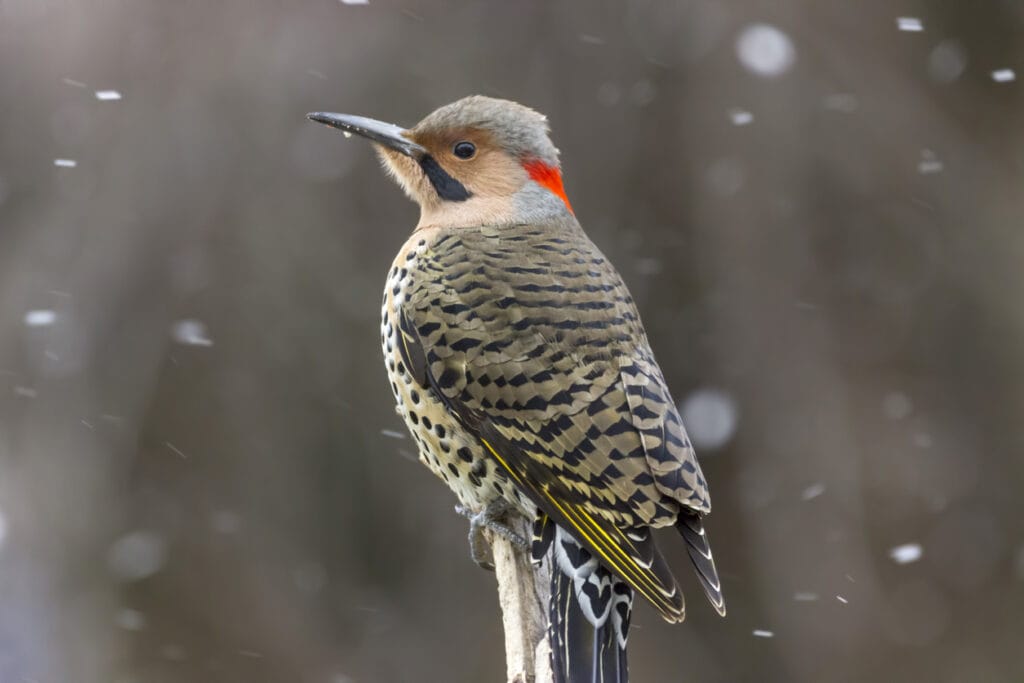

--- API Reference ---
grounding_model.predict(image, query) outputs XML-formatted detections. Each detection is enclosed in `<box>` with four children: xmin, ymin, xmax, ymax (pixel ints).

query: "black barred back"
<box><xmin>403</xmin><ymin>217</ymin><xmax>711</xmax><ymax>523</ymax></box>
<box><xmin>384</xmin><ymin>215</ymin><xmax>725</xmax><ymax>626</ymax></box>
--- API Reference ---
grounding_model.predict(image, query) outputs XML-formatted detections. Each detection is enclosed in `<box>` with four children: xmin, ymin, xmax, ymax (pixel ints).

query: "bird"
<box><xmin>308</xmin><ymin>96</ymin><xmax>725</xmax><ymax>682</ymax></box>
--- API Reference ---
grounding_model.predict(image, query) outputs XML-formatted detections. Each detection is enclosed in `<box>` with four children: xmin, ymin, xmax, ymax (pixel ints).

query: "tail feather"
<box><xmin>549</xmin><ymin>527</ymin><xmax>632</xmax><ymax>683</ymax></box>
<box><xmin>677</xmin><ymin>513</ymin><xmax>727</xmax><ymax>616</ymax></box>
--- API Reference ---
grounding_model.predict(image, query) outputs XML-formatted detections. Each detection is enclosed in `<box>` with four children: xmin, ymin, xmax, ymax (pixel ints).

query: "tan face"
<box><xmin>376</xmin><ymin>127</ymin><xmax>529</xmax><ymax>210</ymax></box>
<box><xmin>307</xmin><ymin>96</ymin><xmax>569</xmax><ymax>229</ymax></box>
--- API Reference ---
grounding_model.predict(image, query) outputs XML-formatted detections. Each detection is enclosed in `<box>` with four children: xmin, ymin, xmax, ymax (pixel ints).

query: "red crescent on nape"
<box><xmin>523</xmin><ymin>160</ymin><xmax>573</xmax><ymax>213</ymax></box>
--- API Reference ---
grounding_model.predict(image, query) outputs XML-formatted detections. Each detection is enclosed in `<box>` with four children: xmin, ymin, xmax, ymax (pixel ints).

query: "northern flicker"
<box><xmin>308</xmin><ymin>96</ymin><xmax>725</xmax><ymax>682</ymax></box>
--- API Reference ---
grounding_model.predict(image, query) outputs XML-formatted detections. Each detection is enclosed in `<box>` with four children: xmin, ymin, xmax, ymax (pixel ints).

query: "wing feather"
<box><xmin>397</xmin><ymin>219</ymin><xmax>718</xmax><ymax>619</ymax></box>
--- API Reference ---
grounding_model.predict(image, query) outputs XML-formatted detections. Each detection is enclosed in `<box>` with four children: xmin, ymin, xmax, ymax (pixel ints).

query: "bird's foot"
<box><xmin>455</xmin><ymin>500</ymin><xmax>529</xmax><ymax>571</ymax></box>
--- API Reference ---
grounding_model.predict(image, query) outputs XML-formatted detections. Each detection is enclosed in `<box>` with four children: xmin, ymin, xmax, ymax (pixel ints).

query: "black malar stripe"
<box><xmin>419</xmin><ymin>155</ymin><xmax>472</xmax><ymax>202</ymax></box>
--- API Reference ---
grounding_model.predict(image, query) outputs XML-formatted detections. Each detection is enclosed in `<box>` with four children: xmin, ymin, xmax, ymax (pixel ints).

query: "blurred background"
<box><xmin>1</xmin><ymin>1</ymin><xmax>1023</xmax><ymax>681</ymax></box>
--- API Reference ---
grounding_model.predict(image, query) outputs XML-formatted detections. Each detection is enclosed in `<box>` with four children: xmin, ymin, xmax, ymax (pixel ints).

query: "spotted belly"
<box><xmin>380</xmin><ymin>238</ymin><xmax>524</xmax><ymax>514</ymax></box>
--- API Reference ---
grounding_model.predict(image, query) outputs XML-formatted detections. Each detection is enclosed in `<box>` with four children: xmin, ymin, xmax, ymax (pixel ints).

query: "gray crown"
<box><xmin>414</xmin><ymin>95</ymin><xmax>561</xmax><ymax>167</ymax></box>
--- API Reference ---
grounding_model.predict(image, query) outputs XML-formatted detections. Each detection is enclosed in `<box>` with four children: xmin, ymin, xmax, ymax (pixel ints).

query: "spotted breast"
<box><xmin>381</xmin><ymin>230</ymin><xmax>526</xmax><ymax>514</ymax></box>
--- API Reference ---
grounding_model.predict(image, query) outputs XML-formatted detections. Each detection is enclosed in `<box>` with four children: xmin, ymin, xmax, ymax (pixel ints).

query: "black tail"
<box><xmin>545</xmin><ymin>523</ymin><xmax>632</xmax><ymax>683</ymax></box>
<box><xmin>677</xmin><ymin>513</ymin><xmax>727</xmax><ymax>616</ymax></box>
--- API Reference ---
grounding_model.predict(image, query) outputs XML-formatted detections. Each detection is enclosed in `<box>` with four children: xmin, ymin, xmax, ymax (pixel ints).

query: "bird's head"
<box><xmin>308</xmin><ymin>96</ymin><xmax>572</xmax><ymax>229</ymax></box>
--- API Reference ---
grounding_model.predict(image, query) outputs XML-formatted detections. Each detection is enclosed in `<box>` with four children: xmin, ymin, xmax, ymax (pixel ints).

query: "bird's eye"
<box><xmin>452</xmin><ymin>141</ymin><xmax>476</xmax><ymax>159</ymax></box>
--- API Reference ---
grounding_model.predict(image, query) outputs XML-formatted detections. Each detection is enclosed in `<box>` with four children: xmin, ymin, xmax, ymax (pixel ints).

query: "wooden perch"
<box><xmin>486</xmin><ymin>514</ymin><xmax>553</xmax><ymax>683</ymax></box>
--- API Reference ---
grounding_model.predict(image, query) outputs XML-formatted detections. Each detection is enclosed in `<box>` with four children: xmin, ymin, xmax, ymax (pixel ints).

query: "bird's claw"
<box><xmin>456</xmin><ymin>501</ymin><xmax>529</xmax><ymax>571</ymax></box>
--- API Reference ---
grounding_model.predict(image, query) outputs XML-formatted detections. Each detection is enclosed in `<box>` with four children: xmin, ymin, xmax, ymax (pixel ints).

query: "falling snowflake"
<box><xmin>801</xmin><ymin>482</ymin><xmax>826</xmax><ymax>501</ymax></box>
<box><xmin>918</xmin><ymin>150</ymin><xmax>944</xmax><ymax>175</ymax></box>
<box><xmin>728</xmin><ymin>108</ymin><xmax>754</xmax><ymax>126</ymax></box>
<box><xmin>115</xmin><ymin>608</ymin><xmax>146</xmax><ymax>631</ymax></box>
<box><xmin>171</xmin><ymin>319</ymin><xmax>213</xmax><ymax>346</ymax></box>
<box><xmin>107</xmin><ymin>530</ymin><xmax>168</xmax><ymax>581</ymax></box>
<box><xmin>889</xmin><ymin>543</ymin><xmax>924</xmax><ymax>564</ymax></box>
<box><xmin>679</xmin><ymin>388</ymin><xmax>738</xmax><ymax>450</ymax></box>
<box><xmin>896</xmin><ymin>17</ymin><xmax>923</xmax><ymax>32</ymax></box>
<box><xmin>735</xmin><ymin>24</ymin><xmax>796</xmax><ymax>77</ymax></box>
<box><xmin>928</xmin><ymin>42</ymin><xmax>967</xmax><ymax>83</ymax></box>
<box><xmin>23</xmin><ymin>309</ymin><xmax>57</xmax><ymax>327</ymax></box>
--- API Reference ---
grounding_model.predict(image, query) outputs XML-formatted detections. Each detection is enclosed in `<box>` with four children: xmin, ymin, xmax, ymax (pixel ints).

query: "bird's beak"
<box><xmin>306</xmin><ymin>112</ymin><xmax>426</xmax><ymax>158</ymax></box>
